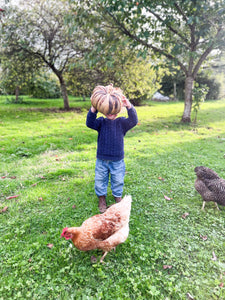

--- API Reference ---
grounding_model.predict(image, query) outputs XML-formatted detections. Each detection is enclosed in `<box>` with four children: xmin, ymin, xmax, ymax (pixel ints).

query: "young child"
<box><xmin>86</xmin><ymin>84</ymin><xmax>138</xmax><ymax>213</ymax></box>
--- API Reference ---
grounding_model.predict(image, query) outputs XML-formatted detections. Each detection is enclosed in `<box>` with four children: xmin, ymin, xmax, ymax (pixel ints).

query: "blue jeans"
<box><xmin>95</xmin><ymin>158</ymin><xmax>125</xmax><ymax>198</ymax></box>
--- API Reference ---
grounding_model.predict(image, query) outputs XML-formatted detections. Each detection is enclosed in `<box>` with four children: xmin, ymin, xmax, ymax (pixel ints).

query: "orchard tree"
<box><xmin>66</xmin><ymin>47</ymin><xmax>163</xmax><ymax>104</ymax></box>
<box><xmin>84</xmin><ymin>0</ymin><xmax>225</xmax><ymax>122</ymax></box>
<box><xmin>1</xmin><ymin>0</ymin><xmax>89</xmax><ymax>109</ymax></box>
<box><xmin>0</xmin><ymin>52</ymin><xmax>43</xmax><ymax>100</ymax></box>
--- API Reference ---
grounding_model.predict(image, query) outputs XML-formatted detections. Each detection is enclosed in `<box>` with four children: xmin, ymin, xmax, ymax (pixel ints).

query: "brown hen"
<box><xmin>61</xmin><ymin>195</ymin><xmax>132</xmax><ymax>262</ymax></box>
<box><xmin>194</xmin><ymin>166</ymin><xmax>225</xmax><ymax>210</ymax></box>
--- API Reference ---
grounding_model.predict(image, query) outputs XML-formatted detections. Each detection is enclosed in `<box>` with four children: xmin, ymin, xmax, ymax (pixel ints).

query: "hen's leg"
<box><xmin>100</xmin><ymin>251</ymin><xmax>108</xmax><ymax>263</ymax></box>
<box><xmin>214</xmin><ymin>202</ymin><xmax>220</xmax><ymax>210</ymax></box>
<box><xmin>201</xmin><ymin>201</ymin><xmax>206</xmax><ymax>210</ymax></box>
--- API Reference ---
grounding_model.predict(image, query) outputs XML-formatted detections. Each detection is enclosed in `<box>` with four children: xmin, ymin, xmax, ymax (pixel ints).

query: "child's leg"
<box><xmin>109</xmin><ymin>159</ymin><xmax>125</xmax><ymax>199</ymax></box>
<box><xmin>95</xmin><ymin>158</ymin><xmax>109</xmax><ymax>197</ymax></box>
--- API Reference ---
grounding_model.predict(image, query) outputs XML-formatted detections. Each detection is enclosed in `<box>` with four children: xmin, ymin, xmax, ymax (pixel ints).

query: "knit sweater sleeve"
<box><xmin>122</xmin><ymin>105</ymin><xmax>138</xmax><ymax>134</ymax></box>
<box><xmin>86</xmin><ymin>109</ymin><xmax>101</xmax><ymax>131</ymax></box>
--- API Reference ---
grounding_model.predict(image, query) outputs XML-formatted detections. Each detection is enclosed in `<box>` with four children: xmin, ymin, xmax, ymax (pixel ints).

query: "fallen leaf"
<box><xmin>38</xmin><ymin>197</ymin><xmax>44</xmax><ymax>201</ymax></box>
<box><xmin>212</xmin><ymin>251</ymin><xmax>217</xmax><ymax>261</ymax></box>
<box><xmin>72</xmin><ymin>205</ymin><xmax>76</xmax><ymax>209</ymax></box>
<box><xmin>68</xmin><ymin>138</ymin><xmax>73</xmax><ymax>140</ymax></box>
<box><xmin>10</xmin><ymin>176</ymin><xmax>16</xmax><ymax>179</ymax></box>
<box><xmin>219</xmin><ymin>282</ymin><xmax>224</xmax><ymax>288</ymax></box>
<box><xmin>0</xmin><ymin>206</ymin><xmax>8</xmax><ymax>213</ymax></box>
<box><xmin>186</xmin><ymin>293</ymin><xmax>195</xmax><ymax>300</ymax></box>
<box><xmin>6</xmin><ymin>195</ymin><xmax>19</xmax><ymax>200</ymax></box>
<box><xmin>31</xmin><ymin>183</ymin><xmax>37</xmax><ymax>187</ymax></box>
<box><xmin>200</xmin><ymin>234</ymin><xmax>207</xmax><ymax>241</ymax></box>
<box><xmin>163</xmin><ymin>265</ymin><xmax>172</xmax><ymax>269</ymax></box>
<box><xmin>28</xmin><ymin>258</ymin><xmax>32</xmax><ymax>263</ymax></box>
<box><xmin>47</xmin><ymin>244</ymin><xmax>54</xmax><ymax>249</ymax></box>
<box><xmin>1</xmin><ymin>176</ymin><xmax>6</xmax><ymax>179</ymax></box>
<box><xmin>158</xmin><ymin>177</ymin><xmax>165</xmax><ymax>181</ymax></box>
<box><xmin>91</xmin><ymin>255</ymin><xmax>97</xmax><ymax>263</ymax></box>
<box><xmin>182</xmin><ymin>212</ymin><xmax>189</xmax><ymax>219</ymax></box>
<box><xmin>164</xmin><ymin>195</ymin><xmax>172</xmax><ymax>201</ymax></box>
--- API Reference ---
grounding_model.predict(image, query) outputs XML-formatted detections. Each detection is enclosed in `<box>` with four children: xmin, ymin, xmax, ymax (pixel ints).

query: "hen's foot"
<box><xmin>214</xmin><ymin>202</ymin><xmax>220</xmax><ymax>210</ymax></box>
<box><xmin>100</xmin><ymin>251</ymin><xmax>108</xmax><ymax>263</ymax></box>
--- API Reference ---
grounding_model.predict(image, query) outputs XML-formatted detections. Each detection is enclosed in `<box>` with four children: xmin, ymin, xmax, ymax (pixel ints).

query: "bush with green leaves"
<box><xmin>66</xmin><ymin>54</ymin><xmax>162</xmax><ymax>105</ymax></box>
<box><xmin>160</xmin><ymin>73</ymin><xmax>220</xmax><ymax>101</ymax></box>
<box><xmin>28</xmin><ymin>74</ymin><xmax>61</xmax><ymax>99</ymax></box>
<box><xmin>196</xmin><ymin>75</ymin><xmax>220</xmax><ymax>100</ymax></box>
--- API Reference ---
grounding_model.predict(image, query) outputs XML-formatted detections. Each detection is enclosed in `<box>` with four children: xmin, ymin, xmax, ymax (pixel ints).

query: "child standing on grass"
<box><xmin>86</xmin><ymin>84</ymin><xmax>138</xmax><ymax>213</ymax></box>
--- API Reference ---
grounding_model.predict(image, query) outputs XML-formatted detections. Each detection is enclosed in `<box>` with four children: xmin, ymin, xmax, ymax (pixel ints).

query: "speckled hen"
<box><xmin>61</xmin><ymin>195</ymin><xmax>132</xmax><ymax>262</ymax></box>
<box><xmin>194</xmin><ymin>166</ymin><xmax>225</xmax><ymax>210</ymax></box>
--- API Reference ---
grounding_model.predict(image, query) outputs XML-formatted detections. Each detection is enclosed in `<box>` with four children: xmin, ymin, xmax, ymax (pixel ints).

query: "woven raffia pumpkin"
<box><xmin>91</xmin><ymin>85</ymin><xmax>123</xmax><ymax>115</ymax></box>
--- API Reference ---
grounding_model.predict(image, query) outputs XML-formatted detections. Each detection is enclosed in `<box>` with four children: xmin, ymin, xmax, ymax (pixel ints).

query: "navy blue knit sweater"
<box><xmin>86</xmin><ymin>106</ymin><xmax>138</xmax><ymax>161</ymax></box>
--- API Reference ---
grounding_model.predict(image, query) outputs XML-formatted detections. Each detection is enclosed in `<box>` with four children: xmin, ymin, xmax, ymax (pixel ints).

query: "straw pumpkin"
<box><xmin>91</xmin><ymin>85</ymin><xmax>123</xmax><ymax>115</ymax></box>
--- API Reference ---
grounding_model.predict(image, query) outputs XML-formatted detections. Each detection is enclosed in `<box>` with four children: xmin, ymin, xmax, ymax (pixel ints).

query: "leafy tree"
<box><xmin>0</xmin><ymin>51</ymin><xmax>42</xmax><ymax>100</ymax></box>
<box><xmin>1</xmin><ymin>0</ymin><xmax>89</xmax><ymax>109</ymax></box>
<box><xmin>66</xmin><ymin>48</ymin><xmax>162</xmax><ymax>104</ymax></box>
<box><xmin>86</xmin><ymin>0</ymin><xmax>225</xmax><ymax>122</ymax></box>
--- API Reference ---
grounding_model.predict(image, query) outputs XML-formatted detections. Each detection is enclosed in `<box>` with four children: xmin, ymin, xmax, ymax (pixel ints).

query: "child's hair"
<box><xmin>91</xmin><ymin>84</ymin><xmax>123</xmax><ymax>115</ymax></box>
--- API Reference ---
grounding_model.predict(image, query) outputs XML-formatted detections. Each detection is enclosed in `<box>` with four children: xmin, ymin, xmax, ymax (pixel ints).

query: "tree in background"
<box><xmin>89</xmin><ymin>0</ymin><xmax>225</xmax><ymax>122</ymax></box>
<box><xmin>66</xmin><ymin>47</ymin><xmax>163</xmax><ymax>105</ymax></box>
<box><xmin>1</xmin><ymin>0</ymin><xmax>89</xmax><ymax>109</ymax></box>
<box><xmin>0</xmin><ymin>51</ymin><xmax>42</xmax><ymax>100</ymax></box>
<box><xmin>66</xmin><ymin>2</ymin><xmax>164</xmax><ymax>104</ymax></box>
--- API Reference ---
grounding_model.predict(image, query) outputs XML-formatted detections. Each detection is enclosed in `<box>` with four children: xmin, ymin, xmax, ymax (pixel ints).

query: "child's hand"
<box><xmin>122</xmin><ymin>96</ymin><xmax>132</xmax><ymax>109</ymax></box>
<box><xmin>91</xmin><ymin>106</ymin><xmax>97</xmax><ymax>113</ymax></box>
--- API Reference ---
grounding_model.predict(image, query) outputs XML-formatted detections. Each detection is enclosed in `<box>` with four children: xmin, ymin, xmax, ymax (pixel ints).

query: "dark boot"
<box><xmin>98</xmin><ymin>196</ymin><xmax>107</xmax><ymax>213</ymax></box>
<box><xmin>114</xmin><ymin>196</ymin><xmax>122</xmax><ymax>203</ymax></box>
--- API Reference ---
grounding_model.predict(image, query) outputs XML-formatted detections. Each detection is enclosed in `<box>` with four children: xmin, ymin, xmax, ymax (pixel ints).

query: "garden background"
<box><xmin>1</xmin><ymin>0</ymin><xmax>225</xmax><ymax>299</ymax></box>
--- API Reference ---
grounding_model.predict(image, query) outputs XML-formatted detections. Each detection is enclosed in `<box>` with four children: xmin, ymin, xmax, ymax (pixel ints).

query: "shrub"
<box><xmin>28</xmin><ymin>74</ymin><xmax>61</xmax><ymax>99</ymax></box>
<box><xmin>160</xmin><ymin>73</ymin><xmax>220</xmax><ymax>100</ymax></box>
<box><xmin>196</xmin><ymin>75</ymin><xmax>220</xmax><ymax>100</ymax></box>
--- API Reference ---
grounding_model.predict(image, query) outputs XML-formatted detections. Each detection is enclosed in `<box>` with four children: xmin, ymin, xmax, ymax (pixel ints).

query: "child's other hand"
<box><xmin>91</xmin><ymin>106</ymin><xmax>97</xmax><ymax>113</ymax></box>
<box><xmin>122</xmin><ymin>96</ymin><xmax>132</xmax><ymax>109</ymax></box>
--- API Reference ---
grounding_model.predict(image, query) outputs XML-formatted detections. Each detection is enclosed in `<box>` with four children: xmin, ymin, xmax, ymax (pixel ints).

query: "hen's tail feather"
<box><xmin>105</xmin><ymin>195</ymin><xmax>132</xmax><ymax>213</ymax></box>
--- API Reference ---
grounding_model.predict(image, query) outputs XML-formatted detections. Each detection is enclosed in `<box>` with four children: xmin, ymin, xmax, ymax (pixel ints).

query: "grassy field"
<box><xmin>0</xmin><ymin>95</ymin><xmax>225</xmax><ymax>299</ymax></box>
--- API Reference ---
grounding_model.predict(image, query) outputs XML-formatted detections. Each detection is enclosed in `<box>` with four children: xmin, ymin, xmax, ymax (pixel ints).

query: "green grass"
<box><xmin>1</xmin><ymin>95</ymin><xmax>225</xmax><ymax>299</ymax></box>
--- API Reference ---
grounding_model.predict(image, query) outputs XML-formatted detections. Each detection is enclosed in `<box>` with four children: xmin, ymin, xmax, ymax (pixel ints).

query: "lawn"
<box><xmin>0</xmin><ymin>95</ymin><xmax>225</xmax><ymax>299</ymax></box>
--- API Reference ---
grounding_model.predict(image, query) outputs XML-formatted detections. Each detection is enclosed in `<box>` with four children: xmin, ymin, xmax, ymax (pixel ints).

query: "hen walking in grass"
<box><xmin>194</xmin><ymin>166</ymin><xmax>225</xmax><ymax>210</ymax></box>
<box><xmin>61</xmin><ymin>195</ymin><xmax>132</xmax><ymax>262</ymax></box>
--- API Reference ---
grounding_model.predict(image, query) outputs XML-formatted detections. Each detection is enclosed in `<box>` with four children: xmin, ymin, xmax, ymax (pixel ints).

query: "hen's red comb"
<box><xmin>60</xmin><ymin>227</ymin><xmax>68</xmax><ymax>238</ymax></box>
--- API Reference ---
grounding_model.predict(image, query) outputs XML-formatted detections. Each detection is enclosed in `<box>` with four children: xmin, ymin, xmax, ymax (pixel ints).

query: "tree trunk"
<box><xmin>181</xmin><ymin>76</ymin><xmax>194</xmax><ymax>123</ymax></box>
<box><xmin>58</xmin><ymin>75</ymin><xmax>70</xmax><ymax>110</ymax></box>
<box><xmin>173</xmin><ymin>82</ymin><xmax>177</xmax><ymax>101</ymax></box>
<box><xmin>15</xmin><ymin>86</ymin><xmax>19</xmax><ymax>102</ymax></box>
